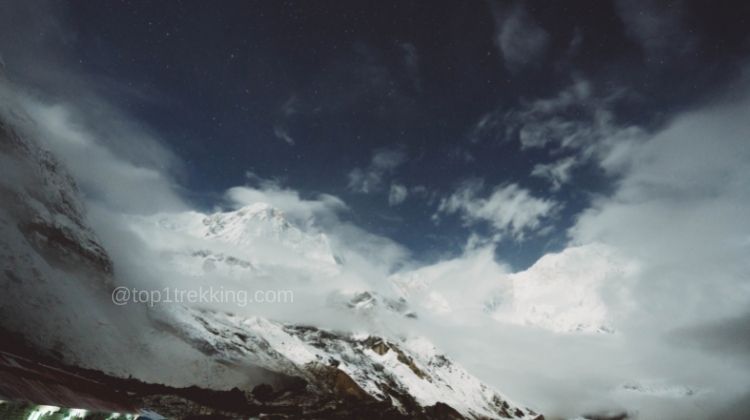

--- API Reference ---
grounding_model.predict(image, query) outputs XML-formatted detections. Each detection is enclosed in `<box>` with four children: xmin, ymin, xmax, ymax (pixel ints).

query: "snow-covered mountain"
<box><xmin>0</xmin><ymin>78</ymin><xmax>543</xmax><ymax>418</ymax></box>
<box><xmin>0</xmin><ymin>82</ymin><xmax>122</xmax><ymax>365</ymax></box>
<box><xmin>149</xmin><ymin>303</ymin><xmax>542</xmax><ymax>419</ymax></box>
<box><xmin>127</xmin><ymin>203</ymin><xmax>341</xmax><ymax>282</ymax></box>
<box><xmin>491</xmin><ymin>244</ymin><xmax>636</xmax><ymax>334</ymax></box>
<box><xmin>390</xmin><ymin>244</ymin><xmax>636</xmax><ymax>334</ymax></box>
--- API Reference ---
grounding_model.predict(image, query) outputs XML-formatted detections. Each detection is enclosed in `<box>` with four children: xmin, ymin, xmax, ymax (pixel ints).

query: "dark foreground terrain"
<box><xmin>0</xmin><ymin>328</ymin><xmax>483</xmax><ymax>420</ymax></box>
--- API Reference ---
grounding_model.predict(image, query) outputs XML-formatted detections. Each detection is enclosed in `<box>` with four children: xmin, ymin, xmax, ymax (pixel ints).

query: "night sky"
<box><xmin>2</xmin><ymin>0</ymin><xmax>749</xmax><ymax>269</ymax></box>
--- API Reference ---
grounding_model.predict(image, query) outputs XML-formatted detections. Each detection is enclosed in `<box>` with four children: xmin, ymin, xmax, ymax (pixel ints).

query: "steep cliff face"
<box><xmin>0</xmin><ymin>114</ymin><xmax>113</xmax><ymax>278</ymax></box>
<box><xmin>0</xmin><ymin>83</ymin><xmax>124</xmax><ymax>370</ymax></box>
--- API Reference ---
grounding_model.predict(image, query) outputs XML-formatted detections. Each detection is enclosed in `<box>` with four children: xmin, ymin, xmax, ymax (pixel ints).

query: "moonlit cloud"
<box><xmin>347</xmin><ymin>147</ymin><xmax>407</xmax><ymax>193</ymax></box>
<box><xmin>492</xmin><ymin>2</ymin><xmax>550</xmax><ymax>73</ymax></box>
<box><xmin>508</xmin><ymin>79</ymin><xmax>637</xmax><ymax>151</ymax></box>
<box><xmin>3</xmin><ymin>83</ymin><xmax>185</xmax><ymax>214</ymax></box>
<box><xmin>399</xmin><ymin>42</ymin><xmax>420</xmax><ymax>91</ymax></box>
<box><xmin>227</xmin><ymin>183</ymin><xmax>347</xmax><ymax>227</ymax></box>
<box><xmin>273</xmin><ymin>124</ymin><xmax>295</xmax><ymax>146</ymax></box>
<box><xmin>399</xmin><ymin>78</ymin><xmax>750</xmax><ymax>419</ymax></box>
<box><xmin>388</xmin><ymin>183</ymin><xmax>408</xmax><ymax>206</ymax></box>
<box><xmin>531</xmin><ymin>156</ymin><xmax>577</xmax><ymax>191</ymax></box>
<box><xmin>615</xmin><ymin>0</ymin><xmax>695</xmax><ymax>60</ymax></box>
<box><xmin>570</xmin><ymin>88</ymin><xmax>750</xmax><ymax>330</ymax></box>
<box><xmin>435</xmin><ymin>179</ymin><xmax>558</xmax><ymax>241</ymax></box>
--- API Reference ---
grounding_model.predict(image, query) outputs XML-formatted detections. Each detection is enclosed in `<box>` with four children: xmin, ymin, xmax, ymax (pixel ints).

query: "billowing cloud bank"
<box><xmin>392</xmin><ymin>82</ymin><xmax>750</xmax><ymax>419</ymax></box>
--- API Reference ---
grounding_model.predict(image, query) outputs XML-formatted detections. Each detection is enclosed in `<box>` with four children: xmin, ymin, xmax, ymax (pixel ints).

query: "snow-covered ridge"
<box><xmin>128</xmin><ymin>203</ymin><xmax>341</xmax><ymax>280</ymax></box>
<box><xmin>200</xmin><ymin>203</ymin><xmax>332</xmax><ymax>261</ymax></box>
<box><xmin>150</xmin><ymin>304</ymin><xmax>542</xmax><ymax>419</ymax></box>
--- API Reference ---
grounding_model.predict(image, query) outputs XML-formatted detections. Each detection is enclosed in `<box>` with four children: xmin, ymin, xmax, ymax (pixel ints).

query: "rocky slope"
<box><xmin>149</xmin><ymin>303</ymin><xmax>541</xmax><ymax>419</ymax></box>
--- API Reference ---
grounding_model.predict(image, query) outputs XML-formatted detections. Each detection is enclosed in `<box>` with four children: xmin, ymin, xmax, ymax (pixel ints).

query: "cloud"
<box><xmin>473</xmin><ymin>79</ymin><xmax>598</xmax><ymax>146</ymax></box>
<box><xmin>399</xmin><ymin>42</ymin><xmax>421</xmax><ymax>91</ymax></box>
<box><xmin>1</xmin><ymin>81</ymin><xmax>185</xmax><ymax>215</ymax></box>
<box><xmin>388</xmin><ymin>183</ymin><xmax>408</xmax><ymax>206</ymax></box>
<box><xmin>213</xmin><ymin>184</ymin><xmax>411</xmax><ymax>307</ymax></box>
<box><xmin>273</xmin><ymin>124</ymin><xmax>295</xmax><ymax>146</ymax></box>
<box><xmin>492</xmin><ymin>3</ymin><xmax>550</xmax><ymax>73</ymax></box>
<box><xmin>281</xmin><ymin>95</ymin><xmax>299</xmax><ymax>117</ymax></box>
<box><xmin>228</xmin><ymin>171</ymin><xmax>410</xmax><ymax>272</ymax></box>
<box><xmin>347</xmin><ymin>147</ymin><xmax>407</xmax><ymax>193</ymax></box>
<box><xmin>530</xmin><ymin>156</ymin><xmax>577</xmax><ymax>191</ymax></box>
<box><xmin>347</xmin><ymin>168</ymin><xmax>379</xmax><ymax>194</ymax></box>
<box><xmin>615</xmin><ymin>0</ymin><xmax>695</xmax><ymax>60</ymax></box>
<box><xmin>569</xmin><ymin>90</ymin><xmax>750</xmax><ymax>330</ymax></box>
<box><xmin>435</xmin><ymin>179</ymin><xmax>558</xmax><ymax>241</ymax></box>
<box><xmin>403</xmin><ymin>77</ymin><xmax>750</xmax><ymax>419</ymax></box>
<box><xmin>391</xmin><ymin>245</ymin><xmax>511</xmax><ymax>317</ymax></box>
<box><xmin>226</xmin><ymin>182</ymin><xmax>347</xmax><ymax>228</ymax></box>
<box><xmin>0</xmin><ymin>1</ymin><xmax>186</xmax><ymax>215</ymax></box>
<box><xmin>508</xmin><ymin>79</ymin><xmax>634</xmax><ymax>150</ymax></box>
<box><xmin>472</xmin><ymin>78</ymin><xmax>646</xmax><ymax>183</ymax></box>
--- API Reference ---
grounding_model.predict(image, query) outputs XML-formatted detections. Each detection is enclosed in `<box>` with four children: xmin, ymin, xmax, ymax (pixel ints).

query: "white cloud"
<box><xmin>570</xmin><ymin>92</ymin><xmax>750</xmax><ymax>330</ymax></box>
<box><xmin>226</xmin><ymin>183</ymin><xmax>347</xmax><ymax>228</ymax></box>
<box><xmin>401</xmin><ymin>79</ymin><xmax>750</xmax><ymax>419</ymax></box>
<box><xmin>391</xmin><ymin>246</ymin><xmax>511</xmax><ymax>318</ymax></box>
<box><xmin>615</xmin><ymin>0</ymin><xmax>694</xmax><ymax>60</ymax></box>
<box><xmin>388</xmin><ymin>183</ymin><xmax>408</xmax><ymax>206</ymax></box>
<box><xmin>514</xmin><ymin>79</ymin><xmax>635</xmax><ymax>150</ymax></box>
<box><xmin>399</xmin><ymin>42</ymin><xmax>420</xmax><ymax>90</ymax></box>
<box><xmin>347</xmin><ymin>147</ymin><xmax>407</xmax><ymax>193</ymax></box>
<box><xmin>273</xmin><ymin>124</ymin><xmax>295</xmax><ymax>145</ymax></box>
<box><xmin>226</xmin><ymin>178</ymin><xmax>409</xmax><ymax>277</ymax></box>
<box><xmin>493</xmin><ymin>3</ymin><xmax>549</xmax><ymax>73</ymax></box>
<box><xmin>472</xmin><ymin>77</ymin><xmax>645</xmax><ymax>161</ymax></box>
<box><xmin>531</xmin><ymin>156</ymin><xmax>577</xmax><ymax>190</ymax></box>
<box><xmin>371</xmin><ymin>147</ymin><xmax>408</xmax><ymax>170</ymax></box>
<box><xmin>436</xmin><ymin>180</ymin><xmax>557</xmax><ymax>240</ymax></box>
<box><xmin>3</xmin><ymin>83</ymin><xmax>185</xmax><ymax>215</ymax></box>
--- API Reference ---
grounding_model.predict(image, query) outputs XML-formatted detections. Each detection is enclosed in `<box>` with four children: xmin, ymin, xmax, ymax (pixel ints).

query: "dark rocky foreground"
<box><xmin>0</xmin><ymin>328</ymin><xmax>508</xmax><ymax>419</ymax></box>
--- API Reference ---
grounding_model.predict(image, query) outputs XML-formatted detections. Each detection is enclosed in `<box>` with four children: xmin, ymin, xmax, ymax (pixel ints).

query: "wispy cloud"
<box><xmin>388</xmin><ymin>183</ymin><xmax>408</xmax><ymax>206</ymax></box>
<box><xmin>347</xmin><ymin>147</ymin><xmax>408</xmax><ymax>194</ymax></box>
<box><xmin>399</xmin><ymin>42</ymin><xmax>421</xmax><ymax>91</ymax></box>
<box><xmin>615</xmin><ymin>0</ymin><xmax>695</xmax><ymax>61</ymax></box>
<box><xmin>5</xmin><ymin>85</ymin><xmax>185</xmax><ymax>214</ymax></box>
<box><xmin>273</xmin><ymin>124</ymin><xmax>295</xmax><ymax>146</ymax></box>
<box><xmin>530</xmin><ymin>156</ymin><xmax>577</xmax><ymax>191</ymax></box>
<box><xmin>471</xmin><ymin>77</ymin><xmax>645</xmax><ymax>184</ymax></box>
<box><xmin>403</xmin><ymin>78</ymin><xmax>750</xmax><ymax>419</ymax></box>
<box><xmin>435</xmin><ymin>179</ymin><xmax>558</xmax><ymax>241</ymax></box>
<box><xmin>492</xmin><ymin>2</ymin><xmax>550</xmax><ymax>73</ymax></box>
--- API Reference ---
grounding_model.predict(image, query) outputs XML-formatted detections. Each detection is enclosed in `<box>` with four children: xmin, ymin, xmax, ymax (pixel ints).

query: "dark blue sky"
<box><xmin>2</xmin><ymin>0</ymin><xmax>749</xmax><ymax>269</ymax></box>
